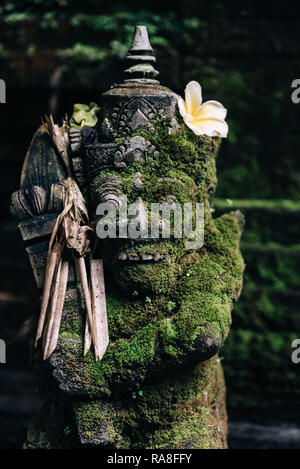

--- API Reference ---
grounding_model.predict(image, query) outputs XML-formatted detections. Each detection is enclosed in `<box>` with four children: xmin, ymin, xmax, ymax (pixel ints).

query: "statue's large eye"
<box><xmin>207</xmin><ymin>184</ymin><xmax>215</xmax><ymax>195</ymax></box>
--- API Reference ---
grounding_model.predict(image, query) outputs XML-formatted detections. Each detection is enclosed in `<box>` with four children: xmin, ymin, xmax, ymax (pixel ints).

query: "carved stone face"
<box><xmin>89</xmin><ymin>120</ymin><xmax>218</xmax><ymax>295</ymax></box>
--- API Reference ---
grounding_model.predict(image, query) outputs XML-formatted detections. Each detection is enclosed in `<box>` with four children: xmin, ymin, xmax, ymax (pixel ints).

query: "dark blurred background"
<box><xmin>1</xmin><ymin>0</ymin><xmax>300</xmax><ymax>449</ymax></box>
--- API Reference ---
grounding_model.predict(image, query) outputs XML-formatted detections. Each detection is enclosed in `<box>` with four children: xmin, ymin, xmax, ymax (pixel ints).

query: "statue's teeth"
<box><xmin>154</xmin><ymin>253</ymin><xmax>164</xmax><ymax>262</ymax></box>
<box><xmin>142</xmin><ymin>254</ymin><xmax>153</xmax><ymax>260</ymax></box>
<box><xmin>127</xmin><ymin>253</ymin><xmax>139</xmax><ymax>261</ymax></box>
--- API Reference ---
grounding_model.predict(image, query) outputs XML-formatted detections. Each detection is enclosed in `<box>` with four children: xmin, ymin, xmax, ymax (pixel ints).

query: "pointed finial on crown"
<box><xmin>125</xmin><ymin>25</ymin><xmax>159</xmax><ymax>81</ymax></box>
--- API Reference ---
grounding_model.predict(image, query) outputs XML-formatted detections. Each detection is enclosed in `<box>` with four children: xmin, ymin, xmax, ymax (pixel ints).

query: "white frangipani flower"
<box><xmin>178</xmin><ymin>81</ymin><xmax>228</xmax><ymax>138</ymax></box>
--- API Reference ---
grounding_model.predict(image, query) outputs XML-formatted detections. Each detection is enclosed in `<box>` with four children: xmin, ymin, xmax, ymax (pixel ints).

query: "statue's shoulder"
<box><xmin>12</xmin><ymin>102</ymin><xmax>100</xmax><ymax>220</ymax></box>
<box><xmin>12</xmin><ymin>125</ymin><xmax>67</xmax><ymax>220</ymax></box>
<box><xmin>21</xmin><ymin>124</ymin><xmax>66</xmax><ymax>189</ymax></box>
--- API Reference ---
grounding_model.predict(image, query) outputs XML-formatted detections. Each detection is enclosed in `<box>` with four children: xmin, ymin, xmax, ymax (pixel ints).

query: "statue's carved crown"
<box><xmin>76</xmin><ymin>25</ymin><xmax>179</xmax><ymax>183</ymax></box>
<box><xmin>125</xmin><ymin>25</ymin><xmax>159</xmax><ymax>81</ymax></box>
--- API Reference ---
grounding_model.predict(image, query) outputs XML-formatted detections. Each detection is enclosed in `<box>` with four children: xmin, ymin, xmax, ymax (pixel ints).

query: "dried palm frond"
<box><xmin>90</xmin><ymin>259</ymin><xmax>109</xmax><ymax>360</ymax></box>
<box><xmin>42</xmin><ymin>114</ymin><xmax>71</xmax><ymax>176</ymax></box>
<box><xmin>35</xmin><ymin>115</ymin><xmax>109</xmax><ymax>361</ymax></box>
<box><xmin>35</xmin><ymin>177</ymin><xmax>94</xmax><ymax>359</ymax></box>
<box><xmin>45</xmin><ymin>260</ymin><xmax>69</xmax><ymax>359</ymax></box>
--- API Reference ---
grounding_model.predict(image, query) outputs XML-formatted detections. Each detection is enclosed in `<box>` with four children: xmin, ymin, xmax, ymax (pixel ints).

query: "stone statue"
<box><xmin>12</xmin><ymin>26</ymin><xmax>244</xmax><ymax>449</ymax></box>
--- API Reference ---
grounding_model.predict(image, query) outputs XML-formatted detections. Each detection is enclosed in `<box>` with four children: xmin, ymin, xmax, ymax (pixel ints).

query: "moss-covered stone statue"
<box><xmin>12</xmin><ymin>26</ymin><xmax>244</xmax><ymax>449</ymax></box>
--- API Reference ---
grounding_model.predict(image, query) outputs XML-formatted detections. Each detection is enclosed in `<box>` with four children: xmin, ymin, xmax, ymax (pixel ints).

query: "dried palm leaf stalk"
<box><xmin>42</xmin><ymin>114</ymin><xmax>71</xmax><ymax>175</ymax></box>
<box><xmin>35</xmin><ymin>115</ymin><xmax>108</xmax><ymax>361</ymax></box>
<box><xmin>90</xmin><ymin>259</ymin><xmax>109</xmax><ymax>360</ymax></box>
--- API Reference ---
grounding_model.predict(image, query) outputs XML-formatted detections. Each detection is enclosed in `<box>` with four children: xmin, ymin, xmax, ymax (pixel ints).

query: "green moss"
<box><xmin>48</xmin><ymin>116</ymin><xmax>243</xmax><ymax>447</ymax></box>
<box><xmin>53</xmin><ymin>118</ymin><xmax>243</xmax><ymax>389</ymax></box>
<box><xmin>59</xmin><ymin>300</ymin><xmax>85</xmax><ymax>337</ymax></box>
<box><xmin>57</xmin><ymin>236</ymin><xmax>243</xmax><ymax>392</ymax></box>
<box><xmin>71</xmin><ymin>356</ymin><xmax>227</xmax><ymax>449</ymax></box>
<box><xmin>74</xmin><ymin>400</ymin><xmax>131</xmax><ymax>447</ymax></box>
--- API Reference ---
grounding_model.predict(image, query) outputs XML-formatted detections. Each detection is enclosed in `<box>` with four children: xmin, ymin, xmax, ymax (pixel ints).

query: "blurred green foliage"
<box><xmin>215</xmin><ymin>200</ymin><xmax>300</xmax><ymax>411</ymax></box>
<box><xmin>215</xmin><ymin>198</ymin><xmax>300</xmax><ymax>246</ymax></box>
<box><xmin>1</xmin><ymin>1</ymin><xmax>300</xmax><ymax>199</ymax></box>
